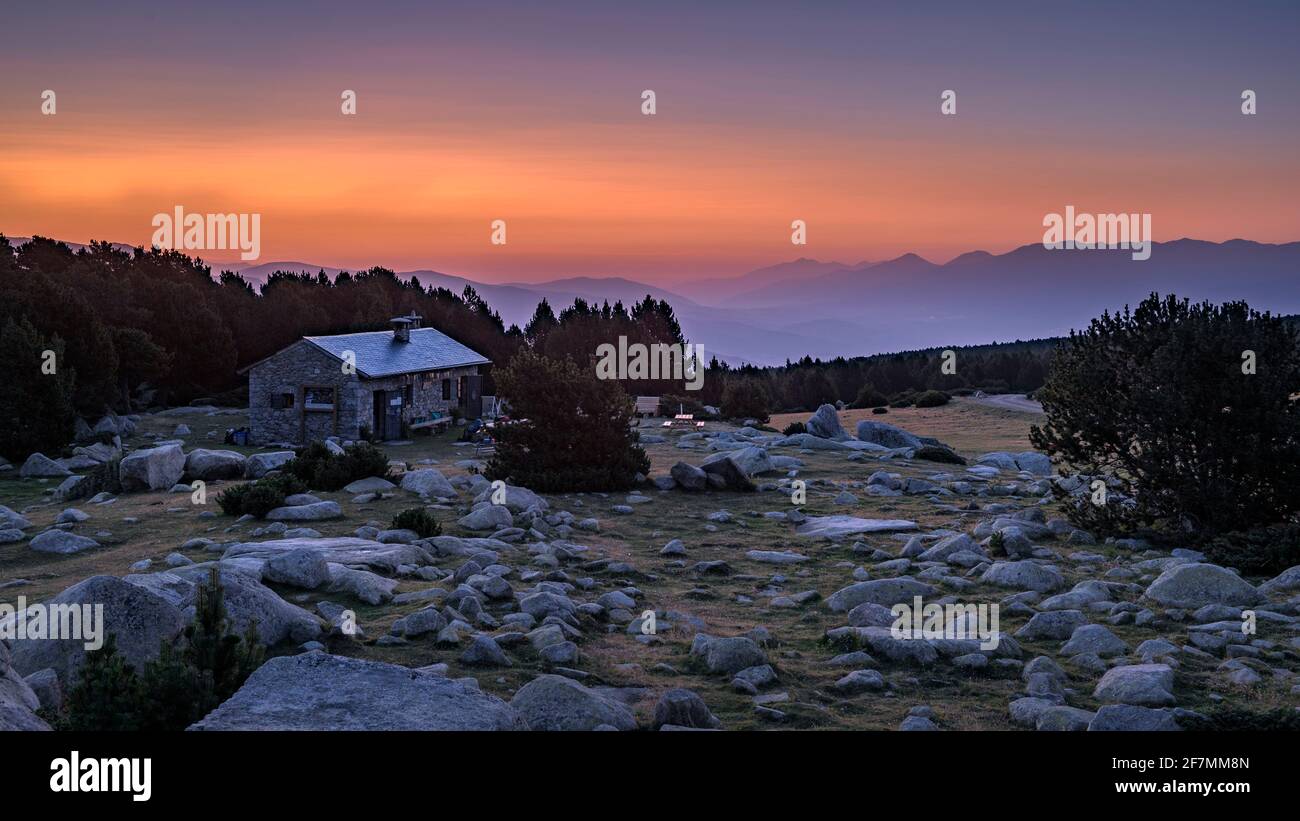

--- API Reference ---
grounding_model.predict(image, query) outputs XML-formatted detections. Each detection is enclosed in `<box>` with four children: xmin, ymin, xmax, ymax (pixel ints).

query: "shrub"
<box><xmin>988</xmin><ymin>532</ymin><xmax>1007</xmax><ymax>557</ymax></box>
<box><xmin>65</xmin><ymin>455</ymin><xmax>122</xmax><ymax>501</ymax></box>
<box><xmin>248</xmin><ymin>472</ymin><xmax>305</xmax><ymax>495</ymax></box>
<box><xmin>1203</xmin><ymin>523</ymin><xmax>1300</xmax><ymax>576</ymax></box>
<box><xmin>721</xmin><ymin>378</ymin><xmax>771</xmax><ymax>423</ymax></box>
<box><xmin>307</xmin><ymin>458</ymin><xmax>355</xmax><ymax>492</ymax></box>
<box><xmin>1030</xmin><ymin>294</ymin><xmax>1300</xmax><ymax>539</ymax></box>
<box><xmin>58</xmin><ymin>635</ymin><xmax>143</xmax><ymax>731</ymax></box>
<box><xmin>61</xmin><ymin>567</ymin><xmax>265</xmax><ymax>731</ymax></box>
<box><xmin>216</xmin><ymin>474</ymin><xmax>306</xmax><ymax>518</ymax></box>
<box><xmin>284</xmin><ymin>441</ymin><xmax>391</xmax><ymax>491</ymax></box>
<box><xmin>392</xmin><ymin>507</ymin><xmax>442</xmax><ymax>538</ymax></box>
<box><xmin>849</xmin><ymin>384</ymin><xmax>888</xmax><ymax>409</ymax></box>
<box><xmin>914</xmin><ymin>389</ymin><xmax>951</xmax><ymax>408</ymax></box>
<box><xmin>216</xmin><ymin>482</ymin><xmax>251</xmax><ymax>516</ymax></box>
<box><xmin>238</xmin><ymin>482</ymin><xmax>290</xmax><ymax>519</ymax></box>
<box><xmin>486</xmin><ymin>349</ymin><xmax>649</xmax><ymax>492</ymax></box>
<box><xmin>888</xmin><ymin>390</ymin><xmax>916</xmax><ymax>408</ymax></box>
<box><xmin>782</xmin><ymin>421</ymin><xmax>806</xmax><ymax>436</ymax></box>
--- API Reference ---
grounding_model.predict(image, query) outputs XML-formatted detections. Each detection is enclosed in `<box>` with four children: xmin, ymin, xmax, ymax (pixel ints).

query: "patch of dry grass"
<box><xmin>2</xmin><ymin>402</ymin><xmax>1294</xmax><ymax>730</ymax></box>
<box><xmin>770</xmin><ymin>398</ymin><xmax>1039</xmax><ymax>455</ymax></box>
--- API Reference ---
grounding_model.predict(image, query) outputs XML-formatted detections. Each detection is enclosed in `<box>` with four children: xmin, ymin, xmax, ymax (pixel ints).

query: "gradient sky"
<box><xmin>1</xmin><ymin>0</ymin><xmax>1297</xmax><ymax>283</ymax></box>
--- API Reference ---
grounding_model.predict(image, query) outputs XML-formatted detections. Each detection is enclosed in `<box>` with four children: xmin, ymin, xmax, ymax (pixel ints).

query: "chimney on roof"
<box><xmin>390</xmin><ymin>312</ymin><xmax>422</xmax><ymax>343</ymax></box>
<box><xmin>390</xmin><ymin>315</ymin><xmax>413</xmax><ymax>343</ymax></box>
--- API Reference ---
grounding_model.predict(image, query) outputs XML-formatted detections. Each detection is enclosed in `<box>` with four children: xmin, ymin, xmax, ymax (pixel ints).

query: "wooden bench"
<box><xmin>409</xmin><ymin>414</ymin><xmax>453</xmax><ymax>434</ymax></box>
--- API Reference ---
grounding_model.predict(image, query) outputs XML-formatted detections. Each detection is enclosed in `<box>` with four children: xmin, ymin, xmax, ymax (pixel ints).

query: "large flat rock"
<box><xmin>128</xmin><ymin>567</ymin><xmax>322</xmax><ymax>646</ymax></box>
<box><xmin>508</xmin><ymin>674</ymin><xmax>637</xmax><ymax>731</ymax></box>
<box><xmin>746</xmin><ymin>550</ymin><xmax>809</xmax><ymax>565</ymax></box>
<box><xmin>1142</xmin><ymin>562</ymin><xmax>1263</xmax><ymax>609</ymax></box>
<box><xmin>774</xmin><ymin>433</ymin><xmax>889</xmax><ymax>452</ymax></box>
<box><xmin>795</xmin><ymin>515</ymin><xmax>918</xmax><ymax>539</ymax></box>
<box><xmin>1</xmin><ymin>663</ymin><xmax>50</xmax><ymax>730</ymax></box>
<box><xmin>20</xmin><ymin>453</ymin><xmax>72</xmax><ymax>478</ymax></box>
<box><xmin>855</xmin><ymin>420</ymin><xmax>923</xmax><ymax>449</ymax></box>
<box><xmin>400</xmin><ymin>469</ymin><xmax>456</xmax><ymax>498</ymax></box>
<box><xmin>7</xmin><ymin>576</ymin><xmax>185</xmax><ymax>684</ymax></box>
<box><xmin>805</xmin><ymin>404</ymin><xmax>850</xmax><ymax>441</ymax></box>
<box><xmin>118</xmin><ymin>443</ymin><xmax>185</xmax><ymax>491</ymax></box>
<box><xmin>223</xmin><ymin>537</ymin><xmax>432</xmax><ymax>573</ymax></box>
<box><xmin>244</xmin><ymin>451</ymin><xmax>295</xmax><ymax>479</ymax></box>
<box><xmin>827</xmin><ymin>577</ymin><xmax>937</xmax><ymax>612</ymax></box>
<box><xmin>264</xmin><ymin>501</ymin><xmax>343</xmax><ymax>522</ymax></box>
<box><xmin>189</xmin><ymin>653</ymin><xmax>525</xmax><ymax>730</ymax></box>
<box><xmin>980</xmin><ymin>560</ymin><xmax>1066</xmax><ymax>593</ymax></box>
<box><xmin>184</xmin><ymin>449</ymin><xmax>248</xmax><ymax>481</ymax></box>
<box><xmin>29</xmin><ymin>530</ymin><xmax>99</xmax><ymax>554</ymax></box>
<box><xmin>343</xmin><ymin>476</ymin><xmax>397</xmax><ymax>494</ymax></box>
<box><xmin>702</xmin><ymin>446</ymin><xmax>775</xmax><ymax>476</ymax></box>
<box><xmin>1093</xmin><ymin>663</ymin><xmax>1176</xmax><ymax>707</ymax></box>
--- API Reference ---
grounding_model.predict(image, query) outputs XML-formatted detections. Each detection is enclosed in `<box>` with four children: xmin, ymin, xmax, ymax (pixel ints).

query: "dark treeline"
<box><xmin>0</xmin><ymin>236</ymin><xmax>1055</xmax><ymax>420</ymax></box>
<box><xmin>0</xmin><ymin>236</ymin><xmax>520</xmax><ymax>412</ymax></box>
<box><xmin>522</xmin><ymin>295</ymin><xmax>690</xmax><ymax>397</ymax></box>
<box><xmin>693</xmin><ymin>341</ymin><xmax>1055</xmax><ymax>415</ymax></box>
<box><xmin>0</xmin><ymin>237</ymin><xmax>694</xmax><ymax>457</ymax></box>
<box><xmin>0</xmin><ymin>234</ymin><xmax>1053</xmax><ymax>420</ymax></box>
<box><xmin>733</xmin><ymin>315</ymin><xmax>1300</xmax><ymax>416</ymax></box>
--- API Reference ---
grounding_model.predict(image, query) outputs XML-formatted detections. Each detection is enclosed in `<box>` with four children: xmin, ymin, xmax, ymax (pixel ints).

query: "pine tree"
<box><xmin>1031</xmin><ymin>294</ymin><xmax>1300</xmax><ymax>537</ymax></box>
<box><xmin>525</xmin><ymin>298</ymin><xmax>559</xmax><ymax>343</ymax></box>
<box><xmin>185</xmin><ymin>566</ymin><xmax>266</xmax><ymax>702</ymax></box>
<box><xmin>486</xmin><ymin>350</ymin><xmax>649</xmax><ymax>492</ymax></box>
<box><xmin>60</xmin><ymin>635</ymin><xmax>143</xmax><ymax>731</ymax></box>
<box><xmin>60</xmin><ymin>567</ymin><xmax>266</xmax><ymax>730</ymax></box>
<box><xmin>0</xmin><ymin>316</ymin><xmax>77</xmax><ymax>461</ymax></box>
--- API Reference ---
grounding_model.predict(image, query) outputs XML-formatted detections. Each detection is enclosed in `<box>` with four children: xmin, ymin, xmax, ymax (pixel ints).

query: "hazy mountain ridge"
<box><xmin>8</xmin><ymin>235</ymin><xmax>1298</xmax><ymax>367</ymax></box>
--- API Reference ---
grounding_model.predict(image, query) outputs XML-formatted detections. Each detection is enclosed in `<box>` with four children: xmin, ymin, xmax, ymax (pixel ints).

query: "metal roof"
<box><xmin>303</xmin><ymin>327</ymin><xmax>490</xmax><ymax>378</ymax></box>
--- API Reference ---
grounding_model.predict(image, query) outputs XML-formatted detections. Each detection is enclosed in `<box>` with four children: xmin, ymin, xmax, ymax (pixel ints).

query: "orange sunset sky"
<box><xmin>2</xmin><ymin>1</ymin><xmax>1297</xmax><ymax>283</ymax></box>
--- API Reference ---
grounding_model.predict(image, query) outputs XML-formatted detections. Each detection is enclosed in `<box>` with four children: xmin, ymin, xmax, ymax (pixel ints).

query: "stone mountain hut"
<box><xmin>241</xmin><ymin>313</ymin><xmax>490</xmax><ymax>444</ymax></box>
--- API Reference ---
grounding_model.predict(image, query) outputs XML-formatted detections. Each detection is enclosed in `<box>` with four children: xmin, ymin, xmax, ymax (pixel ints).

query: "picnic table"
<box><xmin>661</xmin><ymin>414</ymin><xmax>705</xmax><ymax>429</ymax></box>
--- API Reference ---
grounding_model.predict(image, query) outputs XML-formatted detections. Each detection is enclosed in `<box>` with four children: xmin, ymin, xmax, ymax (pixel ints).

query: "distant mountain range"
<box><xmin>9</xmin><ymin>235</ymin><xmax>1300</xmax><ymax>366</ymax></box>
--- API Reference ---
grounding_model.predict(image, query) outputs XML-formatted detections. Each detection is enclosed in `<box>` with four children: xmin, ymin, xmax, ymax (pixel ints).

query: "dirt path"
<box><xmin>968</xmin><ymin>393</ymin><xmax>1043</xmax><ymax>414</ymax></box>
